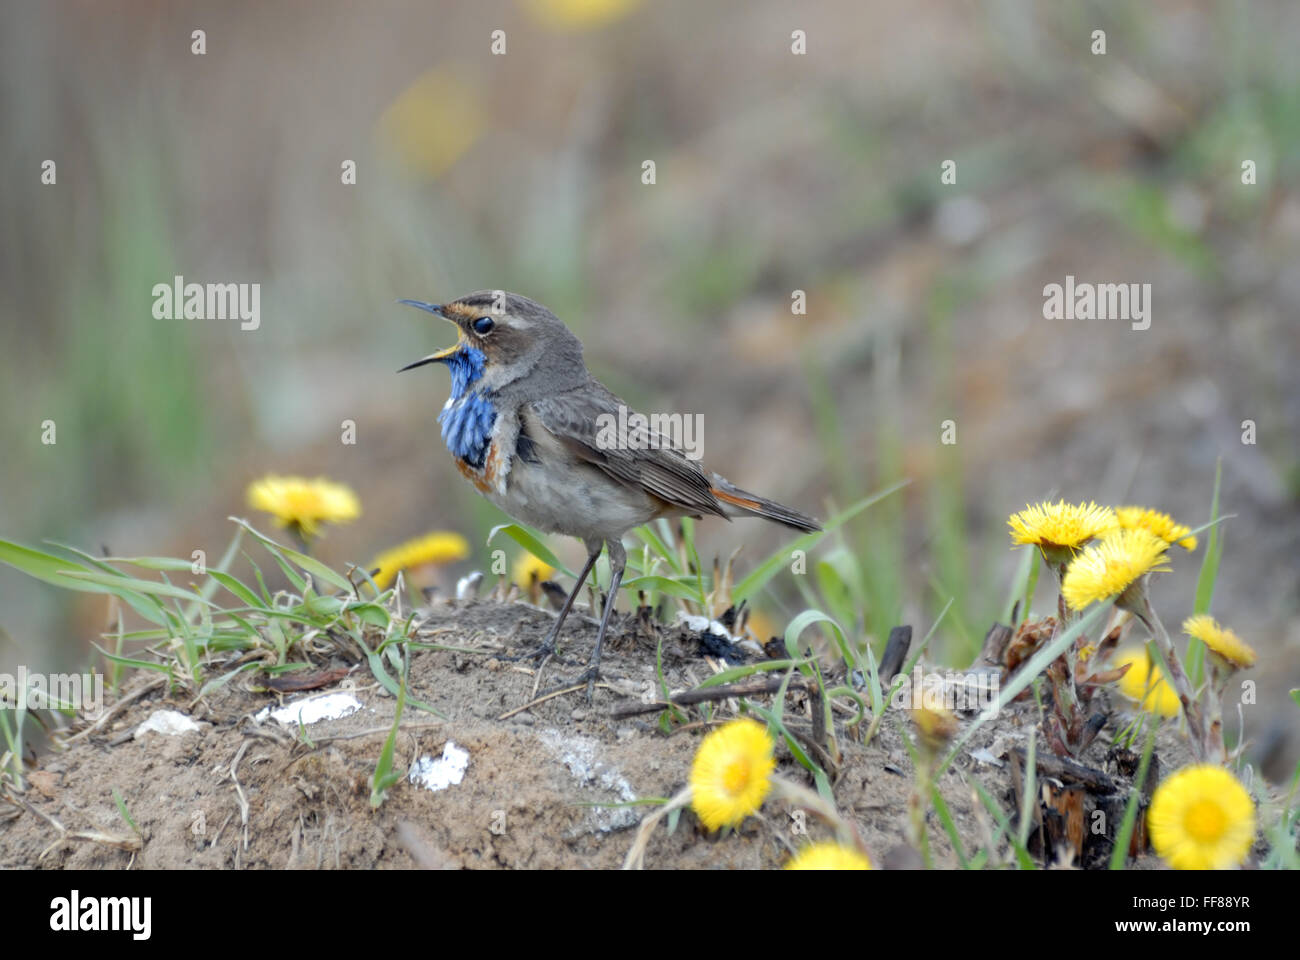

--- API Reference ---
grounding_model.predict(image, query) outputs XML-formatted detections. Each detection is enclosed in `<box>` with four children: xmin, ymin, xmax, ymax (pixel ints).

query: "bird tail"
<box><xmin>709</xmin><ymin>475</ymin><xmax>822</xmax><ymax>533</ymax></box>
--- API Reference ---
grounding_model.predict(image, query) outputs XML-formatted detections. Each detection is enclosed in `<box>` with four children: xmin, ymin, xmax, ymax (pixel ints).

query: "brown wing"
<box><xmin>528</xmin><ymin>382</ymin><xmax>728</xmax><ymax>520</ymax></box>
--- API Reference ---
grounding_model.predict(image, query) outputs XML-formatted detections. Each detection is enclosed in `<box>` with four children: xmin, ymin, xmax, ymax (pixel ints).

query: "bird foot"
<box><xmin>536</xmin><ymin>664</ymin><xmax>602</xmax><ymax>704</ymax></box>
<box><xmin>503</xmin><ymin>642</ymin><xmax>571</xmax><ymax>667</ymax></box>
<box><xmin>573</xmin><ymin>665</ymin><xmax>601</xmax><ymax>704</ymax></box>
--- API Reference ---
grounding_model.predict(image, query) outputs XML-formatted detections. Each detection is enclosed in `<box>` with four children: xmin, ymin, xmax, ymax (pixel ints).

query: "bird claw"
<box><xmin>536</xmin><ymin>664</ymin><xmax>602</xmax><ymax>703</ymax></box>
<box><xmin>572</xmin><ymin>665</ymin><xmax>601</xmax><ymax>703</ymax></box>
<box><xmin>503</xmin><ymin>643</ymin><xmax>571</xmax><ymax>667</ymax></box>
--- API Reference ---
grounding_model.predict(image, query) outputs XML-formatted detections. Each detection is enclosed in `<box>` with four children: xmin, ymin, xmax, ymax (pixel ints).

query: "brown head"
<box><xmin>398</xmin><ymin>290</ymin><xmax>589</xmax><ymax>397</ymax></box>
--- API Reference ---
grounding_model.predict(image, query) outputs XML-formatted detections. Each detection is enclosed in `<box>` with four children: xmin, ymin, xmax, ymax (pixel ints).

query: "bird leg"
<box><xmin>508</xmin><ymin>540</ymin><xmax>602</xmax><ymax>665</ymax></box>
<box><xmin>572</xmin><ymin>539</ymin><xmax>626</xmax><ymax>702</ymax></box>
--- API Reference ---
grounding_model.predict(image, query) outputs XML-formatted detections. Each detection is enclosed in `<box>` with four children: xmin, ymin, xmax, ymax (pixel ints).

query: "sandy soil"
<box><xmin>0</xmin><ymin>597</ymin><xmax>1218</xmax><ymax>870</ymax></box>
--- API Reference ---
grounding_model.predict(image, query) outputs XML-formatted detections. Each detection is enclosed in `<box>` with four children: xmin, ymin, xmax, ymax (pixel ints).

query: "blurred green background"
<box><xmin>1</xmin><ymin>0</ymin><xmax>1297</xmax><ymax>776</ymax></box>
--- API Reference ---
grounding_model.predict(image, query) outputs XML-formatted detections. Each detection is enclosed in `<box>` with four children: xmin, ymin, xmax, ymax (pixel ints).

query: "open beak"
<box><xmin>397</xmin><ymin>299</ymin><xmax>465</xmax><ymax>372</ymax></box>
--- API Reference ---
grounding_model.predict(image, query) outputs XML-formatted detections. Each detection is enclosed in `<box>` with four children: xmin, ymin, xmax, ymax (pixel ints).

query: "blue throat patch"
<box><xmin>437</xmin><ymin>346</ymin><xmax>496</xmax><ymax>469</ymax></box>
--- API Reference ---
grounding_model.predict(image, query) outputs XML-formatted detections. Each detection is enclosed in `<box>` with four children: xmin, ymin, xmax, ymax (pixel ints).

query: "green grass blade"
<box><xmin>112</xmin><ymin>788</ymin><xmax>141</xmax><ymax>835</ymax></box>
<box><xmin>209</xmin><ymin>570</ymin><xmax>266</xmax><ymax>609</ymax></box>
<box><xmin>1189</xmin><ymin>458</ymin><xmax>1224</xmax><ymax>686</ymax></box>
<box><xmin>486</xmin><ymin>523</ymin><xmax>575</xmax><ymax>579</ymax></box>
<box><xmin>104</xmin><ymin>556</ymin><xmax>194</xmax><ymax>571</ymax></box>
<box><xmin>630</xmin><ymin>523</ymin><xmax>684</xmax><ymax>575</ymax></box>
<box><xmin>0</xmin><ymin>539</ymin><xmax>111</xmax><ymax>592</ymax></box>
<box><xmin>783</xmin><ymin>609</ymin><xmax>851</xmax><ymax>670</ymax></box>
<box><xmin>733</xmin><ymin>481</ymin><xmax>909</xmax><ymax>604</ymax></box>
<box><xmin>620</xmin><ymin>575</ymin><xmax>711</xmax><ymax>601</ymax></box>
<box><xmin>677</xmin><ymin>517</ymin><xmax>707</xmax><ymax>604</ymax></box>
<box><xmin>1109</xmin><ymin>723</ymin><xmax>1158</xmax><ymax>869</ymax></box>
<box><xmin>1017</xmin><ymin>728</ymin><xmax>1037</xmax><ymax>851</ymax></box>
<box><xmin>695</xmin><ymin>659</ymin><xmax>801</xmax><ymax>687</ymax></box>
<box><xmin>930</xmin><ymin>784</ymin><xmax>971</xmax><ymax>869</ymax></box>
<box><xmin>370</xmin><ymin>654</ymin><xmax>409</xmax><ymax>809</ymax></box>
<box><xmin>60</xmin><ymin>569</ymin><xmax>214</xmax><ymax>604</ymax></box>
<box><xmin>229</xmin><ymin>517</ymin><xmax>353</xmax><ymax>592</ymax></box>
<box><xmin>972</xmin><ymin>779</ymin><xmax>1036</xmax><ymax>870</ymax></box>
<box><xmin>1004</xmin><ymin>545</ymin><xmax>1038</xmax><ymax>623</ymax></box>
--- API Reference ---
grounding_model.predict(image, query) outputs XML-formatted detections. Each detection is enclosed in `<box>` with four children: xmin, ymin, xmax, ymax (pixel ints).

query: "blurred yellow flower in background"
<box><xmin>1114</xmin><ymin>506</ymin><xmax>1198</xmax><ymax>551</ymax></box>
<box><xmin>785</xmin><ymin>842</ymin><xmax>872</xmax><ymax>870</ymax></box>
<box><xmin>514</xmin><ymin>550</ymin><xmax>555</xmax><ymax>604</ymax></box>
<box><xmin>912</xmin><ymin>705</ymin><xmax>958</xmax><ymax>754</ymax></box>
<box><xmin>689</xmin><ymin>718</ymin><xmax>775</xmax><ymax>831</ymax></box>
<box><xmin>1182</xmin><ymin>614</ymin><xmax>1257</xmax><ymax>669</ymax></box>
<box><xmin>744</xmin><ymin>609</ymin><xmax>780</xmax><ymax>644</ymax></box>
<box><xmin>513</xmin><ymin>551</ymin><xmax>555</xmax><ymax>590</ymax></box>
<box><xmin>370</xmin><ymin>531</ymin><xmax>471</xmax><ymax>590</ymax></box>
<box><xmin>378</xmin><ymin>66</ymin><xmax>484</xmax><ymax>180</ymax></box>
<box><xmin>247</xmin><ymin>475</ymin><xmax>360</xmax><ymax>540</ymax></box>
<box><xmin>1060</xmin><ymin>528</ymin><xmax>1169</xmax><ymax>610</ymax></box>
<box><xmin>1148</xmin><ymin>765</ymin><xmax>1255</xmax><ymax>870</ymax></box>
<box><xmin>1114</xmin><ymin>648</ymin><xmax>1181</xmax><ymax>718</ymax></box>
<box><xmin>521</xmin><ymin>0</ymin><xmax>642</xmax><ymax>31</ymax></box>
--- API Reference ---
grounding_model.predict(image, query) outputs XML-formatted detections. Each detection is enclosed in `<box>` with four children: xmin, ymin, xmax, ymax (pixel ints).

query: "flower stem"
<box><xmin>1135</xmin><ymin>593</ymin><xmax>1207</xmax><ymax>761</ymax></box>
<box><xmin>1204</xmin><ymin>672</ymin><xmax>1228</xmax><ymax>763</ymax></box>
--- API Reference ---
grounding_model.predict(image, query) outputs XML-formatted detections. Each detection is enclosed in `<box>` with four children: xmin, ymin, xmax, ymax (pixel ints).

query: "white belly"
<box><xmin>487</xmin><ymin>456</ymin><xmax>660</xmax><ymax>541</ymax></box>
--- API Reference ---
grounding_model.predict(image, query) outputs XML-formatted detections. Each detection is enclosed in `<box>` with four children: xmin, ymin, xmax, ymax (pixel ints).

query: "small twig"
<box><xmin>229</xmin><ymin>741</ymin><xmax>251</xmax><ymax>850</ymax></box>
<box><xmin>209</xmin><ymin>811</ymin><xmax>234</xmax><ymax>851</ymax></box>
<box><xmin>623</xmin><ymin>788</ymin><xmax>692</xmax><ymax>870</ymax></box>
<box><xmin>61</xmin><ymin>677</ymin><xmax>166</xmax><ymax>745</ymax></box>
<box><xmin>240</xmin><ymin>725</ymin><xmax>292</xmax><ymax>747</ymax></box>
<box><xmin>305</xmin><ymin>721</ymin><xmax>444</xmax><ymax>746</ymax></box>
<box><xmin>67</xmin><ymin>830</ymin><xmax>141</xmax><ymax>853</ymax></box>
<box><xmin>810</xmin><ymin>682</ymin><xmax>826</xmax><ymax>748</ymax></box>
<box><xmin>1009</xmin><ymin>746</ymin><xmax>1117</xmax><ymax>793</ymax></box>
<box><xmin>878</xmin><ymin>625</ymin><xmax>913</xmax><ymax>684</ymax></box>
<box><xmin>609</xmin><ymin>675</ymin><xmax>814</xmax><ymax>719</ymax></box>
<box><xmin>528</xmin><ymin>654</ymin><xmax>553</xmax><ymax>700</ymax></box>
<box><xmin>498</xmin><ymin>682</ymin><xmax>615</xmax><ymax>720</ymax></box>
<box><xmin>15</xmin><ymin>794</ymin><xmax>66</xmax><ymax>834</ymax></box>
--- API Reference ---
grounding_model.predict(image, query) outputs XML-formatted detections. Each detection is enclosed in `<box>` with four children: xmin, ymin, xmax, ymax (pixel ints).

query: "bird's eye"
<box><xmin>472</xmin><ymin>316</ymin><xmax>495</xmax><ymax>335</ymax></box>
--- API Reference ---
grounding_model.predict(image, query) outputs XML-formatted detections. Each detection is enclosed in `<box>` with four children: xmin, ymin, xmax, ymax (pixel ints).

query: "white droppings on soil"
<box><xmin>256</xmin><ymin>692</ymin><xmax>362</xmax><ymax>726</ymax></box>
<box><xmin>538</xmin><ymin>729</ymin><xmax>639</xmax><ymax>832</ymax></box>
<box><xmin>133</xmin><ymin>710</ymin><xmax>201</xmax><ymax>738</ymax></box>
<box><xmin>409</xmin><ymin>741</ymin><xmax>470</xmax><ymax>792</ymax></box>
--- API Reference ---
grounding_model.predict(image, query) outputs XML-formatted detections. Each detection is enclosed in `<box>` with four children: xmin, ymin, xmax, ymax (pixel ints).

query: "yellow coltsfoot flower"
<box><xmin>689</xmin><ymin>718</ymin><xmax>776</xmax><ymax>832</ymax></box>
<box><xmin>513</xmin><ymin>551</ymin><xmax>556</xmax><ymax>590</ymax></box>
<box><xmin>247</xmin><ymin>475</ymin><xmax>360</xmax><ymax>540</ymax></box>
<box><xmin>1008</xmin><ymin>500</ymin><xmax>1116</xmax><ymax>564</ymax></box>
<box><xmin>1061</xmin><ymin>528</ymin><xmax>1170</xmax><ymax>611</ymax></box>
<box><xmin>743</xmin><ymin>610</ymin><xmax>780</xmax><ymax>645</ymax></box>
<box><xmin>1115</xmin><ymin>506</ymin><xmax>1198</xmax><ymax>551</ymax></box>
<box><xmin>1114</xmin><ymin>648</ymin><xmax>1181</xmax><ymax>717</ymax></box>
<box><xmin>785</xmin><ymin>842</ymin><xmax>872</xmax><ymax>870</ymax></box>
<box><xmin>1148</xmin><ymin>765</ymin><xmax>1256</xmax><ymax>870</ymax></box>
<box><xmin>912</xmin><ymin>705</ymin><xmax>958</xmax><ymax>755</ymax></box>
<box><xmin>370</xmin><ymin>531</ymin><xmax>470</xmax><ymax>590</ymax></box>
<box><xmin>1182</xmin><ymin>615</ymin><xmax>1257</xmax><ymax>670</ymax></box>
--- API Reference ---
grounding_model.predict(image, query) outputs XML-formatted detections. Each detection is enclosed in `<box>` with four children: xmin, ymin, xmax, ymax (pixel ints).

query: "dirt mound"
<box><xmin>1</xmin><ymin>599</ymin><xmax>1194</xmax><ymax>869</ymax></box>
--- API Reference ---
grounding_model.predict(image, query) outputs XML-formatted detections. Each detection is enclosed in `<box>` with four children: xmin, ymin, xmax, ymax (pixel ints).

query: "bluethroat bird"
<box><xmin>398</xmin><ymin>291</ymin><xmax>820</xmax><ymax>694</ymax></box>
